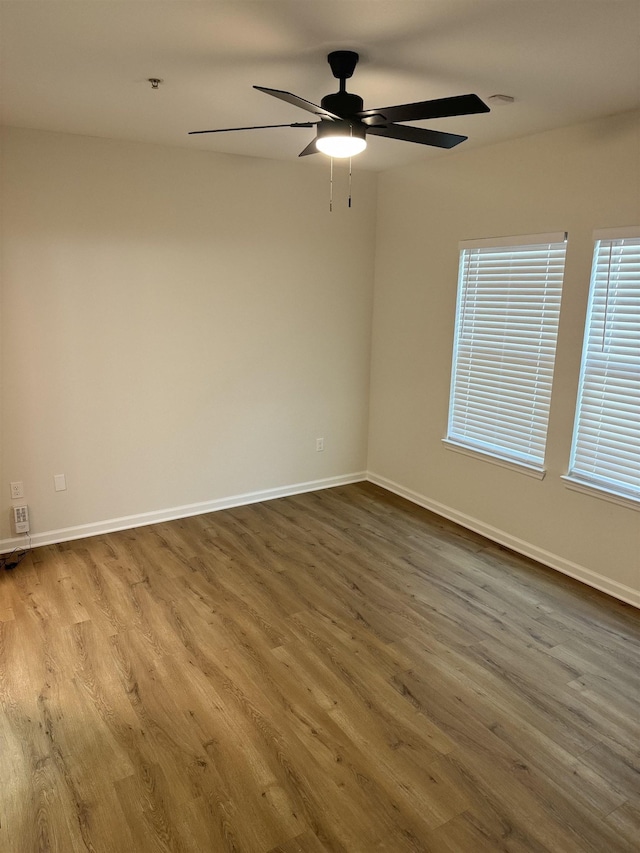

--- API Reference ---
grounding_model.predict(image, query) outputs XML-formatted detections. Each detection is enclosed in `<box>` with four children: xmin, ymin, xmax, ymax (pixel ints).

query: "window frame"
<box><xmin>564</xmin><ymin>226</ymin><xmax>640</xmax><ymax>509</ymax></box>
<box><xmin>444</xmin><ymin>231</ymin><xmax>567</xmax><ymax>475</ymax></box>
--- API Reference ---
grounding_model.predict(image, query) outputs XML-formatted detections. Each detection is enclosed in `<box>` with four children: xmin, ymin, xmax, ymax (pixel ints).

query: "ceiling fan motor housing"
<box><xmin>321</xmin><ymin>90</ymin><xmax>364</xmax><ymax>118</ymax></box>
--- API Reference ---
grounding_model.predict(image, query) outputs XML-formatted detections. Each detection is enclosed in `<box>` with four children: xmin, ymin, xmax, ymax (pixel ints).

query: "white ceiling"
<box><xmin>2</xmin><ymin>1</ymin><xmax>639</xmax><ymax>171</ymax></box>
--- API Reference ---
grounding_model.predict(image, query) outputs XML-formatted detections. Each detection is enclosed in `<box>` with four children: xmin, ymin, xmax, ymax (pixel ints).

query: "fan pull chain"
<box><xmin>348</xmin><ymin>157</ymin><xmax>353</xmax><ymax>208</ymax></box>
<box><xmin>328</xmin><ymin>158</ymin><xmax>356</xmax><ymax>211</ymax></box>
<box><xmin>329</xmin><ymin>157</ymin><xmax>334</xmax><ymax>212</ymax></box>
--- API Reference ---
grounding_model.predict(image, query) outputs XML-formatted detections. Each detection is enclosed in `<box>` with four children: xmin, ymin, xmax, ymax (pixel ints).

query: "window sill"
<box><xmin>561</xmin><ymin>476</ymin><xmax>640</xmax><ymax>511</ymax></box>
<box><xmin>442</xmin><ymin>439</ymin><xmax>546</xmax><ymax>480</ymax></box>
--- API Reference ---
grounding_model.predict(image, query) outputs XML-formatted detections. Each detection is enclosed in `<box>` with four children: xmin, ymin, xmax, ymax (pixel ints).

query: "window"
<box><xmin>566</xmin><ymin>227</ymin><xmax>640</xmax><ymax>504</ymax></box>
<box><xmin>445</xmin><ymin>232</ymin><xmax>567</xmax><ymax>473</ymax></box>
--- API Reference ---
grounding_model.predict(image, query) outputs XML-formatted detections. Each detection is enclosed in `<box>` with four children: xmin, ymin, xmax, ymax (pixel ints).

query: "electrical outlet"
<box><xmin>316</xmin><ymin>437</ymin><xmax>325</xmax><ymax>452</ymax></box>
<box><xmin>10</xmin><ymin>481</ymin><xmax>24</xmax><ymax>500</ymax></box>
<box><xmin>13</xmin><ymin>505</ymin><xmax>30</xmax><ymax>534</ymax></box>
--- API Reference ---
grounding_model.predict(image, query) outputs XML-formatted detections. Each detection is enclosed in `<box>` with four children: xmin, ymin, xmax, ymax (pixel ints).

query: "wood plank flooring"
<box><xmin>0</xmin><ymin>482</ymin><xmax>638</xmax><ymax>852</ymax></box>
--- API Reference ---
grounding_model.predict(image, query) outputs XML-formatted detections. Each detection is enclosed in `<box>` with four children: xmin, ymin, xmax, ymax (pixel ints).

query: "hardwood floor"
<box><xmin>1</xmin><ymin>482</ymin><xmax>638</xmax><ymax>852</ymax></box>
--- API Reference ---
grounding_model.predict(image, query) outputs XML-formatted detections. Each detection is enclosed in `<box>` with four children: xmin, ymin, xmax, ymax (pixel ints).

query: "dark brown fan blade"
<box><xmin>367</xmin><ymin>123</ymin><xmax>467</xmax><ymax>149</ymax></box>
<box><xmin>189</xmin><ymin>122</ymin><xmax>315</xmax><ymax>135</ymax></box>
<box><xmin>298</xmin><ymin>139</ymin><xmax>319</xmax><ymax>157</ymax></box>
<box><xmin>254</xmin><ymin>86</ymin><xmax>341</xmax><ymax>120</ymax></box>
<box><xmin>358</xmin><ymin>94</ymin><xmax>489</xmax><ymax>126</ymax></box>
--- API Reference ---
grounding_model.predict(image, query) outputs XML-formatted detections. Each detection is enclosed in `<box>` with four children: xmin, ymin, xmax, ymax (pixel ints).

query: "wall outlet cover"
<box><xmin>10</xmin><ymin>482</ymin><xmax>24</xmax><ymax>499</ymax></box>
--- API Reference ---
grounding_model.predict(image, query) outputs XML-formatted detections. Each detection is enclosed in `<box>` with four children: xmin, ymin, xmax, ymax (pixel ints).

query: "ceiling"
<box><xmin>2</xmin><ymin>1</ymin><xmax>639</xmax><ymax>172</ymax></box>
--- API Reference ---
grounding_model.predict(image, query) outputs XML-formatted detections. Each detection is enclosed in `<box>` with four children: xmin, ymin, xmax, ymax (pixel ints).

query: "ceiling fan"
<box><xmin>190</xmin><ymin>51</ymin><xmax>490</xmax><ymax>158</ymax></box>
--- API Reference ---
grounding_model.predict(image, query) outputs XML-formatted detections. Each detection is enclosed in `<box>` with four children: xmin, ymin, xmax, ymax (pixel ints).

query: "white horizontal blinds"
<box><xmin>568</xmin><ymin>230</ymin><xmax>640</xmax><ymax>498</ymax></box>
<box><xmin>448</xmin><ymin>233</ymin><xmax>566</xmax><ymax>468</ymax></box>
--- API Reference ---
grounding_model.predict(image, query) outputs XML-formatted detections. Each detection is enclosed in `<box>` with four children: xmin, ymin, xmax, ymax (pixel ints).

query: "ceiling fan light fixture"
<box><xmin>315</xmin><ymin>121</ymin><xmax>367</xmax><ymax>158</ymax></box>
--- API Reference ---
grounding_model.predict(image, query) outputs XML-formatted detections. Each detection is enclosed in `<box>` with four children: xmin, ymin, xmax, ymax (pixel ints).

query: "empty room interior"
<box><xmin>1</xmin><ymin>2</ymin><xmax>639</xmax><ymax>851</ymax></box>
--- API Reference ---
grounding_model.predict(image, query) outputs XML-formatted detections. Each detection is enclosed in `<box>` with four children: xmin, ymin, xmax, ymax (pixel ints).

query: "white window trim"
<box><xmin>459</xmin><ymin>231</ymin><xmax>567</xmax><ymax>250</ymax></box>
<box><xmin>562</xmin><ymin>475</ymin><xmax>640</xmax><ymax>511</ymax></box>
<box><xmin>443</xmin><ymin>438</ymin><xmax>546</xmax><ymax>479</ymax></box>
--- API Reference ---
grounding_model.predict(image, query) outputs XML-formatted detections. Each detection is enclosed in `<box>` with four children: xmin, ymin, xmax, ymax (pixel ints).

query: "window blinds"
<box><xmin>447</xmin><ymin>233</ymin><xmax>566</xmax><ymax>469</ymax></box>
<box><xmin>568</xmin><ymin>228</ymin><xmax>640</xmax><ymax>500</ymax></box>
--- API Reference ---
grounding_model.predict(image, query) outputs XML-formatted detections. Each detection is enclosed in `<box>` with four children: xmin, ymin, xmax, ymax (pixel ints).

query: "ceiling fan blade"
<box><xmin>298</xmin><ymin>139</ymin><xmax>319</xmax><ymax>157</ymax></box>
<box><xmin>254</xmin><ymin>86</ymin><xmax>341</xmax><ymax>121</ymax></box>
<box><xmin>367</xmin><ymin>123</ymin><xmax>467</xmax><ymax>149</ymax></box>
<box><xmin>189</xmin><ymin>122</ymin><xmax>315</xmax><ymax>135</ymax></box>
<box><xmin>358</xmin><ymin>94</ymin><xmax>490</xmax><ymax>126</ymax></box>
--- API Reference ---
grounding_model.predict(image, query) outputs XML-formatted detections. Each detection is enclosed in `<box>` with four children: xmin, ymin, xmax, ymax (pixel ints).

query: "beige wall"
<box><xmin>369</xmin><ymin>110</ymin><xmax>640</xmax><ymax>604</ymax></box>
<box><xmin>1</xmin><ymin>128</ymin><xmax>377</xmax><ymax>539</ymax></box>
<box><xmin>3</xmin><ymin>114</ymin><xmax>639</xmax><ymax>607</ymax></box>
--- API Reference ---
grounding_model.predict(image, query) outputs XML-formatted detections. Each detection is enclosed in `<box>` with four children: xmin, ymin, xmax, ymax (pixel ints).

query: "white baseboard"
<box><xmin>4</xmin><ymin>469</ymin><xmax>637</xmax><ymax>610</ymax></box>
<box><xmin>366</xmin><ymin>471</ymin><xmax>640</xmax><ymax>610</ymax></box>
<box><xmin>0</xmin><ymin>472</ymin><xmax>367</xmax><ymax>554</ymax></box>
